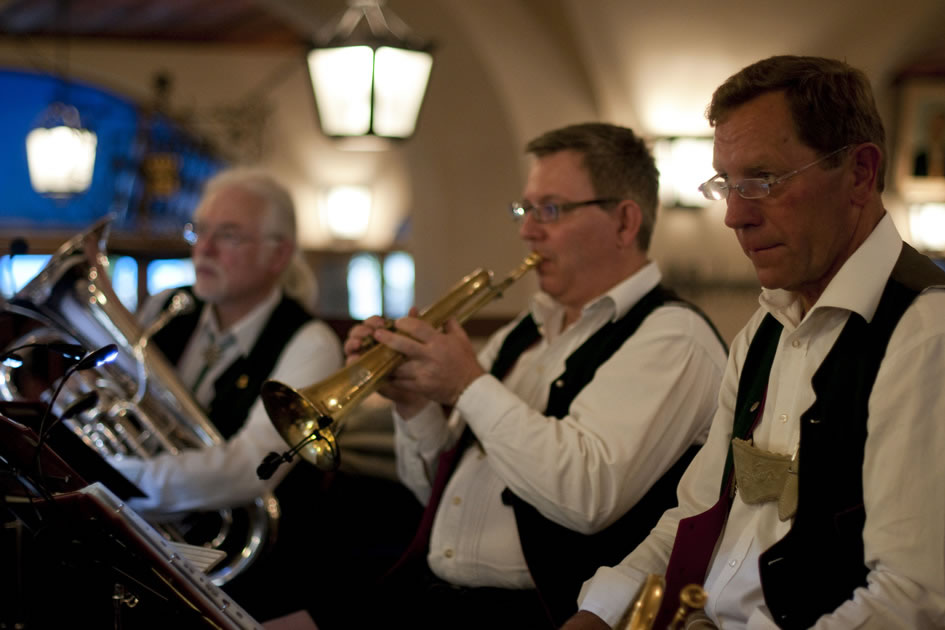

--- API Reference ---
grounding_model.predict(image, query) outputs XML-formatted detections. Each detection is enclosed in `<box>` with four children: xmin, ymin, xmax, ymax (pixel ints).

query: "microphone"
<box><xmin>257</xmin><ymin>414</ymin><xmax>334</xmax><ymax>480</ymax></box>
<box><xmin>33</xmin><ymin>345</ymin><xmax>119</xmax><ymax>475</ymax></box>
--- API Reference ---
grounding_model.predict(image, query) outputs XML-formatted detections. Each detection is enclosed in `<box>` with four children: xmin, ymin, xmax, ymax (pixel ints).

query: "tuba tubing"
<box><xmin>260</xmin><ymin>252</ymin><xmax>541</xmax><ymax>471</ymax></box>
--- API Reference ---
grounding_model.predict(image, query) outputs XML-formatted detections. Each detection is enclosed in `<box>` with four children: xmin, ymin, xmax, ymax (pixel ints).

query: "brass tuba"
<box><xmin>0</xmin><ymin>215</ymin><xmax>278</xmax><ymax>586</ymax></box>
<box><xmin>260</xmin><ymin>252</ymin><xmax>541</xmax><ymax>472</ymax></box>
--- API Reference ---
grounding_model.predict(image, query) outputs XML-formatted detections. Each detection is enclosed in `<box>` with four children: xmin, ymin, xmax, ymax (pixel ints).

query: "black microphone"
<box><xmin>256</xmin><ymin>414</ymin><xmax>334</xmax><ymax>480</ymax></box>
<box><xmin>33</xmin><ymin>345</ymin><xmax>119</xmax><ymax>475</ymax></box>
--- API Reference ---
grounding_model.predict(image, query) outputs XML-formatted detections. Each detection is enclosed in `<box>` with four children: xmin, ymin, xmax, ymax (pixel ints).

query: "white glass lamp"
<box><xmin>26</xmin><ymin>102</ymin><xmax>97</xmax><ymax>197</ymax></box>
<box><xmin>306</xmin><ymin>0</ymin><xmax>433</xmax><ymax>140</ymax></box>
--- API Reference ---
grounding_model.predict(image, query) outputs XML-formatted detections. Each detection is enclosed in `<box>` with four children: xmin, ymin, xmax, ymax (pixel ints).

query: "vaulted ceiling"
<box><xmin>0</xmin><ymin>0</ymin><xmax>311</xmax><ymax>46</ymax></box>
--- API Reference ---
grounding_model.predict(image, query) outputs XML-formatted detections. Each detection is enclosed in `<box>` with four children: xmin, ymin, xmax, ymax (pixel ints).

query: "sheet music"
<box><xmin>169</xmin><ymin>541</ymin><xmax>227</xmax><ymax>574</ymax></box>
<box><xmin>79</xmin><ymin>482</ymin><xmax>263</xmax><ymax>630</ymax></box>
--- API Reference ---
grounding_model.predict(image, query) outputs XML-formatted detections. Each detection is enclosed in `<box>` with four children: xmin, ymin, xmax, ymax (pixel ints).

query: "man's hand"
<box><xmin>371</xmin><ymin>315</ymin><xmax>485</xmax><ymax>408</ymax></box>
<box><xmin>560</xmin><ymin>610</ymin><xmax>612</xmax><ymax>630</ymax></box>
<box><xmin>343</xmin><ymin>313</ymin><xmax>430</xmax><ymax>418</ymax></box>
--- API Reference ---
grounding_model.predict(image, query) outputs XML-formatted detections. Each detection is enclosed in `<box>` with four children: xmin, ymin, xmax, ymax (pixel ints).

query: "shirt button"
<box><xmin>452</xmin><ymin>496</ymin><xmax>462</xmax><ymax>506</ymax></box>
<box><xmin>729</xmin><ymin>559</ymin><xmax>738</xmax><ymax>568</ymax></box>
<box><xmin>779</xmin><ymin>413</ymin><xmax>788</xmax><ymax>424</ymax></box>
<box><xmin>444</xmin><ymin>548</ymin><xmax>454</xmax><ymax>559</ymax></box>
<box><xmin>792</xmin><ymin>339</ymin><xmax>801</xmax><ymax>348</ymax></box>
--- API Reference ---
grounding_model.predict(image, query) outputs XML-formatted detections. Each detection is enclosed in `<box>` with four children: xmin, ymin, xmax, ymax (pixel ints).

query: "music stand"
<box><xmin>0</xmin><ymin>400</ymin><xmax>144</xmax><ymax>500</ymax></box>
<box><xmin>0</xmin><ymin>408</ymin><xmax>262</xmax><ymax>629</ymax></box>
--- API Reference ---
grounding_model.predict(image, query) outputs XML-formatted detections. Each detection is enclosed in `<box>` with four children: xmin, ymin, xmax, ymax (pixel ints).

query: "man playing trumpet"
<box><xmin>565</xmin><ymin>56</ymin><xmax>945</xmax><ymax>630</ymax></box>
<box><xmin>344</xmin><ymin>123</ymin><xmax>728</xmax><ymax>629</ymax></box>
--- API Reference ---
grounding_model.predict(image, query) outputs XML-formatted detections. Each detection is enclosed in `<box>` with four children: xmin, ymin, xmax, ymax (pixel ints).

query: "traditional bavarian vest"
<box><xmin>494</xmin><ymin>285</ymin><xmax>725</xmax><ymax>626</ymax></box>
<box><xmin>151</xmin><ymin>287</ymin><xmax>313</xmax><ymax>439</ymax></box>
<box><xmin>732</xmin><ymin>243</ymin><xmax>944</xmax><ymax>629</ymax></box>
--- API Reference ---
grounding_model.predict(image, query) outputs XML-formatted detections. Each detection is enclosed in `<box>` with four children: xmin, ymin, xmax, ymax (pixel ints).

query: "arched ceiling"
<box><xmin>1</xmin><ymin>0</ymin><xmax>944</xmax><ymax>312</ymax></box>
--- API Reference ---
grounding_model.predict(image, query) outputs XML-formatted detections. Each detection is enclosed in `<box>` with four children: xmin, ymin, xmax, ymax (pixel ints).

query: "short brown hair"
<box><xmin>526</xmin><ymin>122</ymin><xmax>660</xmax><ymax>251</ymax></box>
<box><xmin>707</xmin><ymin>55</ymin><xmax>887</xmax><ymax>191</ymax></box>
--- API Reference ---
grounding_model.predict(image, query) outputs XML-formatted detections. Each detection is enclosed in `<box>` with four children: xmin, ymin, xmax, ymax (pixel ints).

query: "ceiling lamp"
<box><xmin>307</xmin><ymin>0</ymin><xmax>434</xmax><ymax>140</ymax></box>
<box><xmin>25</xmin><ymin>0</ymin><xmax>97</xmax><ymax>198</ymax></box>
<box><xmin>26</xmin><ymin>101</ymin><xmax>97</xmax><ymax>197</ymax></box>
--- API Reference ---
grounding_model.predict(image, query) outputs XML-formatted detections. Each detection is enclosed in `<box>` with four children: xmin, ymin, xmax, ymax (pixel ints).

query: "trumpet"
<box><xmin>619</xmin><ymin>574</ymin><xmax>713</xmax><ymax>630</ymax></box>
<box><xmin>259</xmin><ymin>252</ymin><xmax>541</xmax><ymax>472</ymax></box>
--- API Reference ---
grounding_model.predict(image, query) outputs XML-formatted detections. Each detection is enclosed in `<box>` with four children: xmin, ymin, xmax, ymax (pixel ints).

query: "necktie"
<box><xmin>384</xmin><ymin>425</ymin><xmax>475</xmax><ymax>579</ymax></box>
<box><xmin>191</xmin><ymin>332</ymin><xmax>234</xmax><ymax>394</ymax></box>
<box><xmin>653</xmin><ymin>389</ymin><xmax>768</xmax><ymax>628</ymax></box>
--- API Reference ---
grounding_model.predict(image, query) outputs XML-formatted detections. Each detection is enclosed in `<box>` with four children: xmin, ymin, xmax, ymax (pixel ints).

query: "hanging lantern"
<box><xmin>307</xmin><ymin>0</ymin><xmax>434</xmax><ymax>140</ymax></box>
<box><xmin>26</xmin><ymin>101</ymin><xmax>97</xmax><ymax>197</ymax></box>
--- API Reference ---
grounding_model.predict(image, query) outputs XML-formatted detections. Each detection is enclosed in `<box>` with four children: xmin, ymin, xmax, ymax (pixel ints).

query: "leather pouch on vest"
<box><xmin>731</xmin><ymin>437</ymin><xmax>798</xmax><ymax>521</ymax></box>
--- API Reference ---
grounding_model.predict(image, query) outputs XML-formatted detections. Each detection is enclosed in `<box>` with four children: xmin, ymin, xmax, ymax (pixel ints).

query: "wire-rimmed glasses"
<box><xmin>698</xmin><ymin>145</ymin><xmax>851</xmax><ymax>201</ymax></box>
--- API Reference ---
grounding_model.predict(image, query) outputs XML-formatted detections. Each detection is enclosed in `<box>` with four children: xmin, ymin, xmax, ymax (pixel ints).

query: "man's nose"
<box><xmin>723</xmin><ymin>194</ymin><xmax>761</xmax><ymax>231</ymax></box>
<box><xmin>517</xmin><ymin>211</ymin><xmax>544</xmax><ymax>240</ymax></box>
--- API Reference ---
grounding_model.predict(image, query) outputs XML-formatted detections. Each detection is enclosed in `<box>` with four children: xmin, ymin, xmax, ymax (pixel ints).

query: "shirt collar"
<box><xmin>196</xmin><ymin>288</ymin><xmax>283</xmax><ymax>356</ymax></box>
<box><xmin>529</xmin><ymin>261</ymin><xmax>662</xmax><ymax>332</ymax></box>
<box><xmin>759</xmin><ymin>212</ymin><xmax>901</xmax><ymax>327</ymax></box>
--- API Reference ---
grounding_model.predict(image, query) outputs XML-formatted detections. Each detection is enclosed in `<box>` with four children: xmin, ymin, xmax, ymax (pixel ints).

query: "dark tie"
<box><xmin>653</xmin><ymin>389</ymin><xmax>768</xmax><ymax>628</ymax></box>
<box><xmin>191</xmin><ymin>332</ymin><xmax>234</xmax><ymax>394</ymax></box>
<box><xmin>384</xmin><ymin>425</ymin><xmax>474</xmax><ymax>578</ymax></box>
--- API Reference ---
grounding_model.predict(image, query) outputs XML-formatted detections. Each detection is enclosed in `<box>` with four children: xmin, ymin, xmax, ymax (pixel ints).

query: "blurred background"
<box><xmin>1</xmin><ymin>0</ymin><xmax>944</xmax><ymax>343</ymax></box>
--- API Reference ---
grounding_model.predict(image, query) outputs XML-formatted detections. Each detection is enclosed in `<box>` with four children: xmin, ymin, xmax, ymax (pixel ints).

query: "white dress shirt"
<box><xmin>394</xmin><ymin>262</ymin><xmax>728</xmax><ymax>588</ymax></box>
<box><xmin>577</xmin><ymin>214</ymin><xmax>945</xmax><ymax>629</ymax></box>
<box><xmin>109</xmin><ymin>287</ymin><xmax>343</xmax><ymax>514</ymax></box>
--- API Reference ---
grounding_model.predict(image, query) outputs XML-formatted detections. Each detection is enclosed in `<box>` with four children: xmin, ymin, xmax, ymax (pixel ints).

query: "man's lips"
<box><xmin>742</xmin><ymin>240</ymin><xmax>781</xmax><ymax>255</ymax></box>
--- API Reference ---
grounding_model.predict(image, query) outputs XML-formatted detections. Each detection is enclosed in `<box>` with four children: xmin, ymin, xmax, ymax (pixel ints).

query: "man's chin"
<box><xmin>192</xmin><ymin>285</ymin><xmax>222</xmax><ymax>304</ymax></box>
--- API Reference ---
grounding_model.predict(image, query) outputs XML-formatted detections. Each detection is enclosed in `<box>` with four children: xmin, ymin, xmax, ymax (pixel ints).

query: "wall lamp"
<box><xmin>653</xmin><ymin>137</ymin><xmax>715</xmax><ymax>209</ymax></box>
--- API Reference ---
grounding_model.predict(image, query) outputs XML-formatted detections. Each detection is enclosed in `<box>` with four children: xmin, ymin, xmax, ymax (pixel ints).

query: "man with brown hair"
<box><xmin>565</xmin><ymin>56</ymin><xmax>945</xmax><ymax>630</ymax></box>
<box><xmin>345</xmin><ymin>122</ymin><xmax>728</xmax><ymax>628</ymax></box>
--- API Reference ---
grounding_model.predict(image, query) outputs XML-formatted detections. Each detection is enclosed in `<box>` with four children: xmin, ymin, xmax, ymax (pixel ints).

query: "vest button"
<box><xmin>444</xmin><ymin>548</ymin><xmax>454</xmax><ymax>559</ymax></box>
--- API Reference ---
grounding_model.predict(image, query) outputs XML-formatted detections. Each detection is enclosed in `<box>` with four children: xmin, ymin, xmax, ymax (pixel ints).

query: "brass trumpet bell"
<box><xmin>260</xmin><ymin>253</ymin><xmax>541</xmax><ymax>471</ymax></box>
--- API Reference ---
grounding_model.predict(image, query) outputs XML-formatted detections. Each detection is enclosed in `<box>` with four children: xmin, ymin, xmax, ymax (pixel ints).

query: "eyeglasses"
<box><xmin>698</xmin><ymin>145</ymin><xmax>851</xmax><ymax>201</ymax></box>
<box><xmin>183</xmin><ymin>223</ymin><xmax>278</xmax><ymax>249</ymax></box>
<box><xmin>509</xmin><ymin>198</ymin><xmax>620</xmax><ymax>223</ymax></box>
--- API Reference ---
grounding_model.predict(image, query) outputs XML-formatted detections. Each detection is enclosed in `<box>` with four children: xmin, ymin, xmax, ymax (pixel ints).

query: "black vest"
<box><xmin>495</xmin><ymin>285</ymin><xmax>725</xmax><ymax>627</ymax></box>
<box><xmin>150</xmin><ymin>288</ymin><xmax>313</xmax><ymax>439</ymax></box>
<box><xmin>733</xmin><ymin>244</ymin><xmax>944</xmax><ymax>629</ymax></box>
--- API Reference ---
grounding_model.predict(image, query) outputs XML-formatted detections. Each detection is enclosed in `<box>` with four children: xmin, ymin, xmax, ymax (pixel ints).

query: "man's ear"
<box><xmin>615</xmin><ymin>199</ymin><xmax>642</xmax><ymax>249</ymax></box>
<box><xmin>850</xmin><ymin>143</ymin><xmax>882</xmax><ymax>205</ymax></box>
